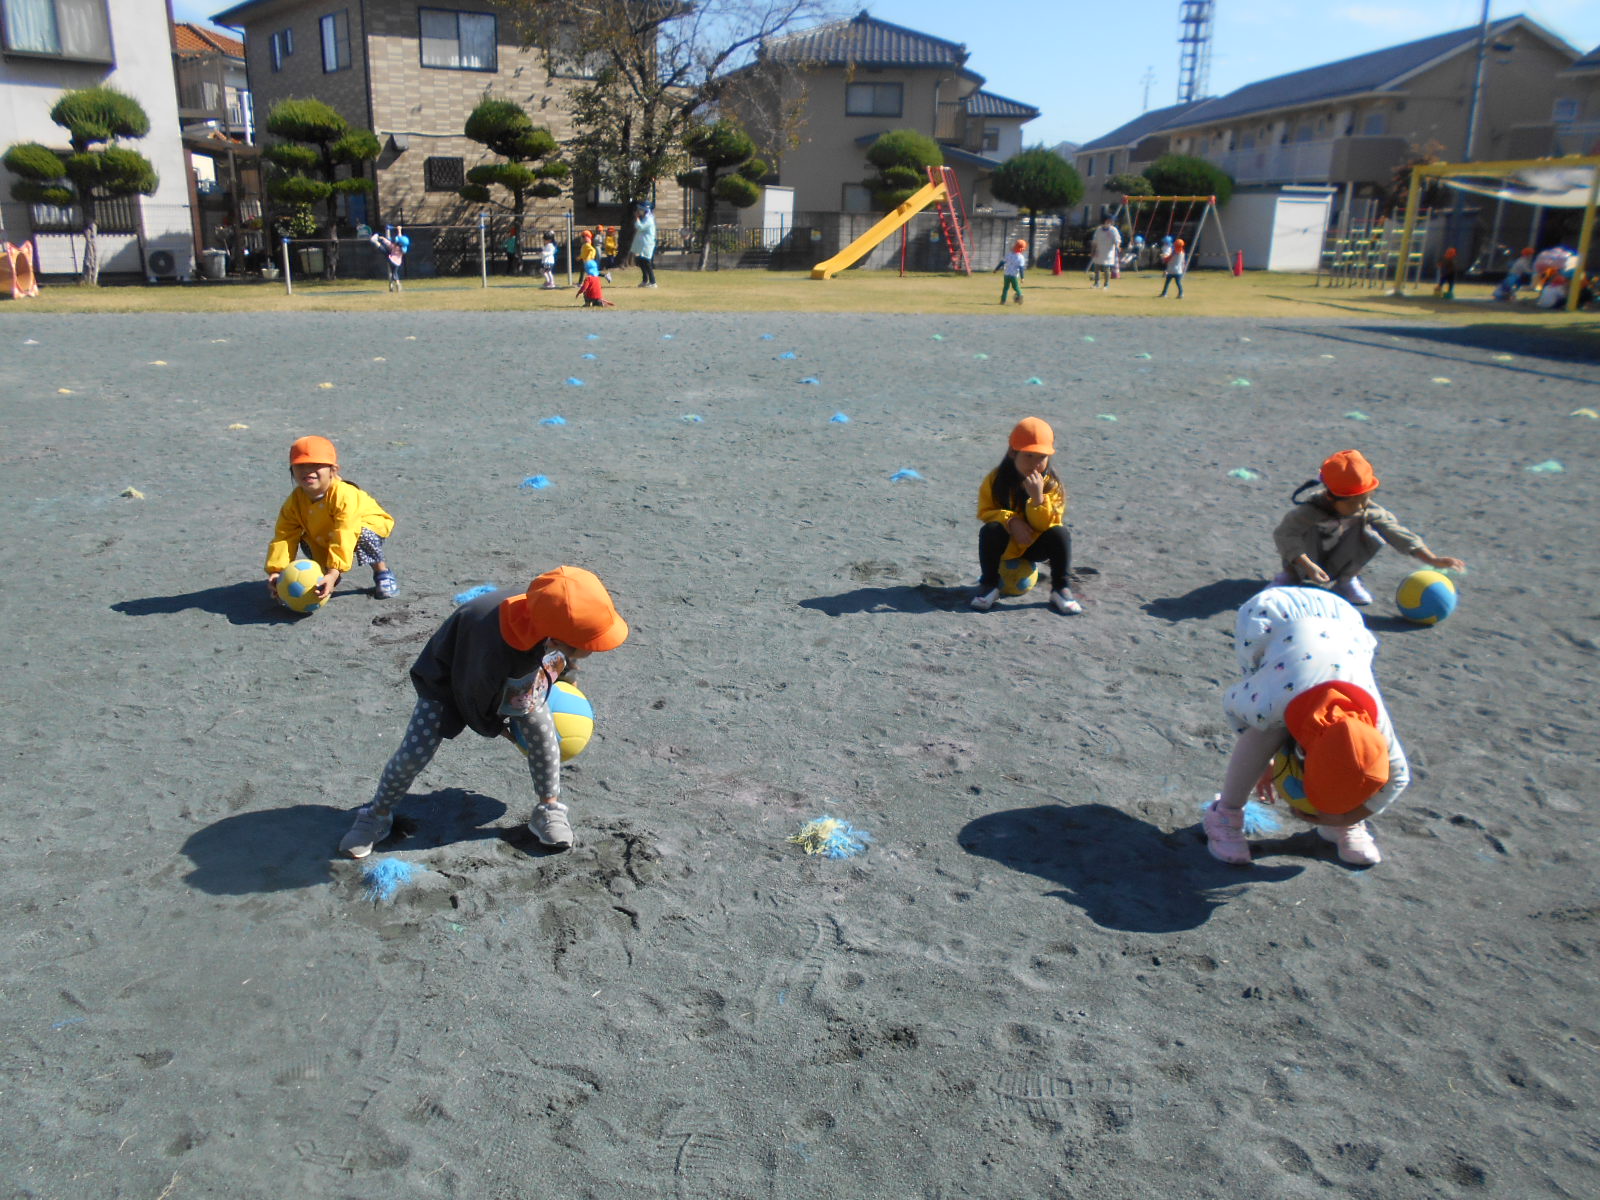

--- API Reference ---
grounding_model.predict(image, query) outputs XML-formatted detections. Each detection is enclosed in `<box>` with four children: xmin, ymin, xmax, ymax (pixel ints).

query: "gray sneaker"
<box><xmin>1335</xmin><ymin>575</ymin><xmax>1374</xmax><ymax>606</ymax></box>
<box><xmin>339</xmin><ymin>805</ymin><xmax>393</xmax><ymax>859</ymax></box>
<box><xmin>970</xmin><ymin>587</ymin><xmax>999</xmax><ymax>612</ymax></box>
<box><xmin>529</xmin><ymin>801</ymin><xmax>573</xmax><ymax>849</ymax></box>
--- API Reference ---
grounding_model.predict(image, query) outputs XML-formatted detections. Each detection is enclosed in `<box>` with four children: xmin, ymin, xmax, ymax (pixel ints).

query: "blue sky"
<box><xmin>175</xmin><ymin>0</ymin><xmax>1600</xmax><ymax>149</ymax></box>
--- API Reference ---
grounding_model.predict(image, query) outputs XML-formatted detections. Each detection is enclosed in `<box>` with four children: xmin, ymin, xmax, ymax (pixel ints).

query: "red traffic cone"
<box><xmin>1052</xmin><ymin>250</ymin><xmax>1062</xmax><ymax>276</ymax></box>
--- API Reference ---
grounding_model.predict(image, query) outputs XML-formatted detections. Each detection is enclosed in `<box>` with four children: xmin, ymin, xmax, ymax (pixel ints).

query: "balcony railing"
<box><xmin>1214</xmin><ymin>139</ymin><xmax>1335</xmax><ymax>185</ymax></box>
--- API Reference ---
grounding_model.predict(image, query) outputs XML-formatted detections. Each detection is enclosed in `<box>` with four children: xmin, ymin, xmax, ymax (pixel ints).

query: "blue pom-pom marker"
<box><xmin>682</xmin><ymin>414</ymin><xmax>704</xmax><ymax>423</ymax></box>
<box><xmin>788</xmin><ymin>816</ymin><xmax>872</xmax><ymax>860</ymax></box>
<box><xmin>830</xmin><ymin>412</ymin><xmax>850</xmax><ymax>424</ymax></box>
<box><xmin>584</xmin><ymin>333</ymin><xmax>600</xmax><ymax>340</ymax></box>
<box><xmin>581</xmin><ymin>352</ymin><xmax>597</xmax><ymax>360</ymax></box>
<box><xmin>539</xmin><ymin>415</ymin><xmax>567</xmax><ymax>426</ymax></box>
<box><xmin>775</xmin><ymin>350</ymin><xmax>797</xmax><ymax>360</ymax></box>
<box><xmin>453</xmin><ymin>583</ymin><xmax>498</xmax><ymax>605</ymax></box>
<box><xmin>759</xmin><ymin>333</ymin><xmax>775</xmax><ymax>340</ymax></box>
<box><xmin>519</xmin><ymin>474</ymin><xmax>552</xmax><ymax>489</ymax></box>
<box><xmin>566</xmin><ymin>377</ymin><xmax>585</xmax><ymax>386</ymax></box>
<box><xmin>362</xmin><ymin>858</ymin><xmax>422</xmax><ymax>903</ymax></box>
<box><xmin>890</xmin><ymin>468</ymin><xmax>922</xmax><ymax>482</ymax></box>
<box><xmin>1197</xmin><ymin>798</ymin><xmax>1282</xmax><ymax>838</ymax></box>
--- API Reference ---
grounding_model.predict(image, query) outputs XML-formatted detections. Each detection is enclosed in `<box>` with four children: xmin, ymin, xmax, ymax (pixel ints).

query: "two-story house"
<box><xmin>1</xmin><ymin>0</ymin><xmax>197</xmax><ymax>278</ymax></box>
<box><xmin>1075</xmin><ymin>16</ymin><xmax>1578</xmax><ymax>238</ymax></box>
<box><xmin>730</xmin><ymin>12</ymin><xmax>1040</xmax><ymax>217</ymax></box>
<box><xmin>174</xmin><ymin>22</ymin><xmax>265</xmax><ymax>272</ymax></box>
<box><xmin>210</xmin><ymin>0</ymin><xmax>669</xmax><ymax>238</ymax></box>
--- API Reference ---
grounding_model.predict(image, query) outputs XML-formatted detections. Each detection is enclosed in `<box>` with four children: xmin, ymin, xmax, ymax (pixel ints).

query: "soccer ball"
<box><xmin>276</xmin><ymin>559</ymin><xmax>326</xmax><ymax>613</ymax></box>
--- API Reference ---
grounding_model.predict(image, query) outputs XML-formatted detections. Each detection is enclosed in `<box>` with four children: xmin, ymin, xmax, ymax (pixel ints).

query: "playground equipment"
<box><xmin>1391</xmin><ymin>155</ymin><xmax>1600</xmax><ymax>312</ymax></box>
<box><xmin>0</xmin><ymin>242</ymin><xmax>39</xmax><ymax>298</ymax></box>
<box><xmin>1317</xmin><ymin>214</ymin><xmax>1436</xmax><ymax>289</ymax></box>
<box><xmin>811</xmin><ymin>165</ymin><xmax>971</xmax><ymax>279</ymax></box>
<box><xmin>1121</xmin><ymin>194</ymin><xmax>1234</xmax><ymax>273</ymax></box>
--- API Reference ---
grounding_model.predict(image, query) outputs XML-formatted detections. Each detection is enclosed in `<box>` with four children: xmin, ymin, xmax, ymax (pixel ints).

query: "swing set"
<box><xmin>1118</xmin><ymin>194</ymin><xmax>1236</xmax><ymax>273</ymax></box>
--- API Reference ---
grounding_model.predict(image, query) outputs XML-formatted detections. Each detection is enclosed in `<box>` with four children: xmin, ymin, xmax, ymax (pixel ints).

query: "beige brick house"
<box><xmin>209</xmin><ymin>0</ymin><xmax>679</xmax><ymax>234</ymax></box>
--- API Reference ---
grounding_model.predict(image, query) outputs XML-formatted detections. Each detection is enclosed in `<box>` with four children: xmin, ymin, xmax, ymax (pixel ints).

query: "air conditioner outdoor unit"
<box><xmin>147</xmin><ymin>236</ymin><xmax>195</xmax><ymax>282</ymax></box>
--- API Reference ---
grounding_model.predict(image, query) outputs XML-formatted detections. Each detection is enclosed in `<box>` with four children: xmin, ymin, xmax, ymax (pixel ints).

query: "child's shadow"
<box><xmin>180</xmin><ymin>789</ymin><xmax>508</xmax><ymax>895</ymax></box>
<box><xmin>1142</xmin><ymin>578</ymin><xmax>1264</xmax><ymax>622</ymax></box>
<box><xmin>798</xmin><ymin>584</ymin><xmax>949</xmax><ymax>615</ymax></box>
<box><xmin>113</xmin><ymin>581</ymin><xmax>294</xmax><ymax>627</ymax></box>
<box><xmin>959</xmin><ymin>803</ymin><xmax>1304</xmax><ymax>932</ymax></box>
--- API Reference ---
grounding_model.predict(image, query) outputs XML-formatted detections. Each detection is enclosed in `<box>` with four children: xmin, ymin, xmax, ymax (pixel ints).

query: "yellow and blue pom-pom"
<box><xmin>788</xmin><ymin>816</ymin><xmax>872</xmax><ymax>860</ymax></box>
<box><xmin>361</xmin><ymin>858</ymin><xmax>421</xmax><ymax>903</ymax></box>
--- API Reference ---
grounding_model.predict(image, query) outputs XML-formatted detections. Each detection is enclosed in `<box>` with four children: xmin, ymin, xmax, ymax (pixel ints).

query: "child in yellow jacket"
<box><xmin>265</xmin><ymin>435</ymin><xmax>397</xmax><ymax>603</ymax></box>
<box><xmin>971</xmin><ymin>417</ymin><xmax>1082</xmax><ymax>615</ymax></box>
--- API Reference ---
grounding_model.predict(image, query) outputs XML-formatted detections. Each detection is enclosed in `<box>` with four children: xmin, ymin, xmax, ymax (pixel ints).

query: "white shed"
<box><xmin>1218</xmin><ymin>186</ymin><xmax>1335</xmax><ymax>271</ymax></box>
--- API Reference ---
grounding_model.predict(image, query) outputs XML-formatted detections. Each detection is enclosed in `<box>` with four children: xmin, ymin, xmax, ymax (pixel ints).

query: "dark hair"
<box><xmin>991</xmin><ymin>449</ymin><xmax>1060</xmax><ymax>513</ymax></box>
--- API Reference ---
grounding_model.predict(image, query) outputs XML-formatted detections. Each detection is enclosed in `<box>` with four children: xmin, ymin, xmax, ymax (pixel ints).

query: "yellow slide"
<box><xmin>811</xmin><ymin>179</ymin><xmax>948</xmax><ymax>279</ymax></box>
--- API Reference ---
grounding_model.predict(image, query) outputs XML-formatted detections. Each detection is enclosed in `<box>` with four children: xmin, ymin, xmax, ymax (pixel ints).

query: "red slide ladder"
<box><xmin>930</xmin><ymin>165</ymin><xmax>972</xmax><ymax>275</ymax></box>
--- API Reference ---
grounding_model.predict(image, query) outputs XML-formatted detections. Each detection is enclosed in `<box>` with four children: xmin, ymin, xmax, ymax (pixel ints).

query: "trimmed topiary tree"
<box><xmin>864</xmin><ymin>129</ymin><xmax>943</xmax><ymax>211</ymax></box>
<box><xmin>263</xmin><ymin>98</ymin><xmax>379</xmax><ymax>279</ymax></box>
<box><xmin>989</xmin><ymin>147</ymin><xmax>1084</xmax><ymax>260</ymax></box>
<box><xmin>677</xmin><ymin>119</ymin><xmax>766</xmax><ymax>270</ymax></box>
<box><xmin>459</xmin><ymin>98</ymin><xmax>569</xmax><ymax>245</ymax></box>
<box><xmin>3</xmin><ymin>86</ymin><xmax>159</xmax><ymax>286</ymax></box>
<box><xmin>1142</xmin><ymin>154</ymin><xmax>1233</xmax><ymax>206</ymax></box>
<box><xmin>1106</xmin><ymin>171</ymin><xmax>1153</xmax><ymax>198</ymax></box>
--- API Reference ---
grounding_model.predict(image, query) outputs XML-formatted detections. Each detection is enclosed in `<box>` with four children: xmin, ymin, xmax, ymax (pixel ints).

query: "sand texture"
<box><xmin>1</xmin><ymin>310</ymin><xmax>1597</xmax><ymax>1199</ymax></box>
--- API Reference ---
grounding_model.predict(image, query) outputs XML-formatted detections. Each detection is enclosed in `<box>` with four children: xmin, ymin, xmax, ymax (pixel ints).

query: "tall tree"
<box><xmin>864</xmin><ymin>129</ymin><xmax>943</xmax><ymax>211</ymax></box>
<box><xmin>458</xmin><ymin>98</ymin><xmax>570</xmax><ymax>236</ymax></box>
<box><xmin>677</xmin><ymin>118</ymin><xmax>766</xmax><ymax>269</ymax></box>
<box><xmin>3</xmin><ymin>86</ymin><xmax>158</xmax><ymax>286</ymax></box>
<box><xmin>508</xmin><ymin>0</ymin><xmax>825</xmax><ymax>253</ymax></box>
<box><xmin>989</xmin><ymin>147</ymin><xmax>1084</xmax><ymax>259</ymax></box>
<box><xmin>263</xmin><ymin>98</ymin><xmax>380</xmax><ymax>279</ymax></box>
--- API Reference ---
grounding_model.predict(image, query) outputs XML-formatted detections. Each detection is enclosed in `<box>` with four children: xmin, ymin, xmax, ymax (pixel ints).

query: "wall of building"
<box><xmin>0</xmin><ymin>0</ymin><xmax>195</xmax><ymax>276</ymax></box>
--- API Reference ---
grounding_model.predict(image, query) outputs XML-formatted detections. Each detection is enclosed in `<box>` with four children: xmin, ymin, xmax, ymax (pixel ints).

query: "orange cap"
<box><xmin>1012</xmin><ymin>239</ymin><xmax>1027</xmax><ymax>252</ymax></box>
<box><xmin>1174</xmin><ymin>238</ymin><xmax>1185</xmax><ymax>250</ymax></box>
<box><xmin>289</xmin><ymin>435</ymin><xmax>338</xmax><ymax>467</ymax></box>
<box><xmin>1285</xmin><ymin>682</ymin><xmax>1390</xmax><ymax>814</ymax></box>
<box><xmin>498</xmin><ymin>566</ymin><xmax>629</xmax><ymax>653</ymax></box>
<box><xmin>1320</xmin><ymin>449</ymin><xmax>1379</xmax><ymax>497</ymax></box>
<box><xmin>1009</xmin><ymin>417</ymin><xmax>1054</xmax><ymax>456</ymax></box>
<box><xmin>581</xmin><ymin>230</ymin><xmax>593</xmax><ymax>240</ymax></box>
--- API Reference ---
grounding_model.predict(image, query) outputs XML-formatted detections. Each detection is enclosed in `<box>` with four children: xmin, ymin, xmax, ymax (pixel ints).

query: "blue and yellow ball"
<box><xmin>276</xmin><ymin>558</ymin><xmax>326</xmax><ymax>613</ymax></box>
<box><xmin>546</xmin><ymin>681</ymin><xmax>595</xmax><ymax>761</ymax></box>
<box><xmin>1270</xmin><ymin>749</ymin><xmax>1317</xmax><ymax>816</ymax></box>
<box><xmin>1395</xmin><ymin>569</ymin><xmax>1457</xmax><ymax>626</ymax></box>
<box><xmin>999</xmin><ymin>557</ymin><xmax>1040</xmax><ymax>597</ymax></box>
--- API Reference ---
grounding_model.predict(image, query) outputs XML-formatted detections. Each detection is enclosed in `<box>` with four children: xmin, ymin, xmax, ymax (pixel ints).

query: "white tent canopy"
<box><xmin>1443</xmin><ymin>166</ymin><xmax>1599</xmax><ymax>208</ymax></box>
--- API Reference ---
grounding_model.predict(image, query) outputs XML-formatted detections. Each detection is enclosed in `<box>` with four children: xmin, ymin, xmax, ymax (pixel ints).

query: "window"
<box><xmin>420</xmin><ymin>8</ymin><xmax>495</xmax><ymax>71</ymax></box>
<box><xmin>1084</xmin><ymin>156</ymin><xmax>1096</xmax><ymax>177</ymax></box>
<box><xmin>1553</xmin><ymin>98</ymin><xmax>1579</xmax><ymax>123</ymax></box>
<box><xmin>845</xmin><ymin>82</ymin><xmax>901</xmax><ymax>117</ymax></box>
<box><xmin>320</xmin><ymin>11</ymin><xmax>349</xmax><ymax>72</ymax></box>
<box><xmin>1</xmin><ymin>0</ymin><xmax>113</xmax><ymax>62</ymax></box>
<box><xmin>269</xmin><ymin>27</ymin><xmax>292</xmax><ymax>71</ymax></box>
<box><xmin>981</xmin><ymin>126</ymin><xmax>999</xmax><ymax>152</ymax></box>
<box><xmin>1362</xmin><ymin>111</ymin><xmax>1386</xmax><ymax>136</ymax></box>
<box><xmin>842</xmin><ymin>183</ymin><xmax>872</xmax><ymax>212</ymax></box>
<box><xmin>425</xmin><ymin>156</ymin><xmax>465</xmax><ymax>191</ymax></box>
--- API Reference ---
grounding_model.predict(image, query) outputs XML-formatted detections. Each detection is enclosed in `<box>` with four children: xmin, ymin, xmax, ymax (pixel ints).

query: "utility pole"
<box><xmin>1450</xmin><ymin>0</ymin><xmax>1492</xmax><ymax>266</ymax></box>
<box><xmin>1141</xmin><ymin>67</ymin><xmax>1157</xmax><ymax>112</ymax></box>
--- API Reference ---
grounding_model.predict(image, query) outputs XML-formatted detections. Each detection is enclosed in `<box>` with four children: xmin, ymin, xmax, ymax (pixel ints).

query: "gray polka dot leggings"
<box><xmin>361</xmin><ymin>695</ymin><xmax>561</xmax><ymax>815</ymax></box>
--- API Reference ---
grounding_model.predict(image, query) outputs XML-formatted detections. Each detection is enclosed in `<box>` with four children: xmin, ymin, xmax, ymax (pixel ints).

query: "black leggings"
<box><xmin>979</xmin><ymin>522</ymin><xmax>1071</xmax><ymax>590</ymax></box>
<box><xmin>637</xmin><ymin>256</ymin><xmax>656</xmax><ymax>285</ymax></box>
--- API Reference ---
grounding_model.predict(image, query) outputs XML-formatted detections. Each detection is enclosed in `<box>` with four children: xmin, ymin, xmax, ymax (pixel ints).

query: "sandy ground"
<box><xmin>1</xmin><ymin>309</ymin><xmax>1597</xmax><ymax>1199</ymax></box>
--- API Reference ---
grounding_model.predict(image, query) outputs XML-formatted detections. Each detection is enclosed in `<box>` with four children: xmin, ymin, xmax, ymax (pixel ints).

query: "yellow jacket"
<box><xmin>266</xmin><ymin>478</ymin><xmax>395</xmax><ymax>574</ymax></box>
<box><xmin>978</xmin><ymin>468</ymin><xmax>1066</xmax><ymax>559</ymax></box>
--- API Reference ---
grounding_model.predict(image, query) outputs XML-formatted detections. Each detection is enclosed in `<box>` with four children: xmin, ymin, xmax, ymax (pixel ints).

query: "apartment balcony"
<box><xmin>1210</xmin><ymin>136</ymin><xmax>1407</xmax><ymax>187</ymax></box>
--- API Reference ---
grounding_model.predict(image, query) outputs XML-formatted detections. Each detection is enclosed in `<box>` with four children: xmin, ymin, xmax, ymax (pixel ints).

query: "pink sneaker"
<box><xmin>1203</xmin><ymin>799</ymin><xmax>1251</xmax><ymax>865</ymax></box>
<box><xmin>1317</xmin><ymin>821</ymin><xmax>1381</xmax><ymax>866</ymax></box>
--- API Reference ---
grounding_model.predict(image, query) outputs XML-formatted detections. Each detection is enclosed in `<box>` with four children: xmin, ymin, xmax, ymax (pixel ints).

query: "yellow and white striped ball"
<box><xmin>546</xmin><ymin>680</ymin><xmax>594</xmax><ymax>761</ymax></box>
<box><xmin>1395</xmin><ymin>569</ymin><xmax>1456</xmax><ymax>626</ymax></box>
<box><xmin>275</xmin><ymin>558</ymin><xmax>326</xmax><ymax>613</ymax></box>
<box><xmin>999</xmin><ymin>557</ymin><xmax>1039</xmax><ymax>596</ymax></box>
<box><xmin>1270</xmin><ymin>749</ymin><xmax>1318</xmax><ymax>816</ymax></box>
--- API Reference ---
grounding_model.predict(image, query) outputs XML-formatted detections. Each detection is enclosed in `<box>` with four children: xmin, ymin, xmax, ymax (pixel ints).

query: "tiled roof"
<box><xmin>761</xmin><ymin>11</ymin><xmax>968</xmax><ymax>68</ymax></box>
<box><xmin>966</xmin><ymin>91</ymin><xmax>1038</xmax><ymax>120</ymax></box>
<box><xmin>175</xmin><ymin>22</ymin><xmax>244</xmax><ymax>57</ymax></box>
<box><xmin>1568</xmin><ymin>43</ymin><xmax>1600</xmax><ymax>71</ymax></box>
<box><xmin>1078</xmin><ymin>101</ymin><xmax>1206</xmax><ymax>152</ymax></box>
<box><xmin>1168</xmin><ymin>19</ymin><xmax>1519</xmax><ymax>127</ymax></box>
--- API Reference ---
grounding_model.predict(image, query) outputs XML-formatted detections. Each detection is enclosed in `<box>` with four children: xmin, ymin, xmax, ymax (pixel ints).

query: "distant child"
<box><xmin>1495</xmin><ymin>247</ymin><xmax>1535</xmax><ymax>301</ymax></box>
<box><xmin>1203</xmin><ymin>585</ymin><xmax>1408</xmax><ymax>867</ymax></box>
<box><xmin>1272</xmin><ymin>449</ymin><xmax>1465</xmax><ymax>606</ymax></box>
<box><xmin>266</xmin><ymin>435</ymin><xmax>397</xmax><ymax>603</ymax></box>
<box><xmin>540</xmin><ymin>231</ymin><xmax>558</xmax><ymax>289</ymax></box>
<box><xmin>1089</xmin><ymin>215</ymin><xmax>1121</xmax><ymax>288</ymax></box>
<box><xmin>1436</xmin><ymin>247</ymin><xmax>1458</xmax><ymax>299</ymax></box>
<box><xmin>601</xmin><ymin>226</ymin><xmax>619</xmax><ymax>280</ymax></box>
<box><xmin>503</xmin><ymin>227</ymin><xmax>522</xmax><ymax>275</ymax></box>
<box><xmin>369</xmin><ymin>226</ymin><xmax>408</xmax><ymax>292</ymax></box>
<box><xmin>1159</xmin><ymin>237</ymin><xmax>1186</xmax><ymax>298</ymax></box>
<box><xmin>577</xmin><ymin>229</ymin><xmax>597</xmax><ymax>280</ymax></box>
<box><xmin>999</xmin><ymin>238</ymin><xmax>1026</xmax><ymax>305</ymax></box>
<box><xmin>971</xmin><ymin>417</ymin><xmax>1082</xmax><ymax>615</ymax></box>
<box><xmin>632</xmin><ymin>201</ymin><xmax>658</xmax><ymax>287</ymax></box>
<box><xmin>578</xmin><ymin>259</ymin><xmax>615</xmax><ymax>307</ymax></box>
<box><xmin>337</xmin><ymin>567</ymin><xmax>629</xmax><ymax>858</ymax></box>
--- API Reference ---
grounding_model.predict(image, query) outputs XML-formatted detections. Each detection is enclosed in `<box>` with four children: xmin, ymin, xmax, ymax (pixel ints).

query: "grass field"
<box><xmin>5</xmin><ymin>266</ymin><xmax>1599</xmax><ymax>338</ymax></box>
